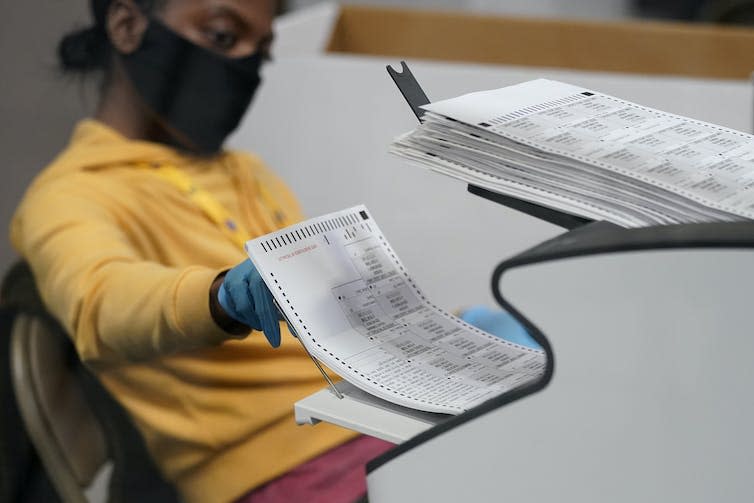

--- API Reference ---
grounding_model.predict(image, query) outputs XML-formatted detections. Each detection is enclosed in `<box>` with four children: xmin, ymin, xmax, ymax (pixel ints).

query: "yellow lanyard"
<box><xmin>140</xmin><ymin>163</ymin><xmax>252</xmax><ymax>248</ymax></box>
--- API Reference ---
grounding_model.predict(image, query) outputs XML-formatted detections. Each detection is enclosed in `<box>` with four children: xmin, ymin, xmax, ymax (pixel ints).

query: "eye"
<box><xmin>203</xmin><ymin>26</ymin><xmax>239</xmax><ymax>52</ymax></box>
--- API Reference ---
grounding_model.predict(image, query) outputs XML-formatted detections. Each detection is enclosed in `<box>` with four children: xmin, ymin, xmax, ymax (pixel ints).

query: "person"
<box><xmin>10</xmin><ymin>1</ymin><xmax>535</xmax><ymax>501</ymax></box>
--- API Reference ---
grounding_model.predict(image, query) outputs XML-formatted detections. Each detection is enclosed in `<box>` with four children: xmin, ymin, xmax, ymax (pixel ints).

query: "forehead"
<box><xmin>161</xmin><ymin>0</ymin><xmax>277</xmax><ymax>27</ymax></box>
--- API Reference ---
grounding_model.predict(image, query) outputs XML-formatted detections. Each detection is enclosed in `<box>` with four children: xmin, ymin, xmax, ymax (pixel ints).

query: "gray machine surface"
<box><xmin>367</xmin><ymin>245</ymin><xmax>754</xmax><ymax>502</ymax></box>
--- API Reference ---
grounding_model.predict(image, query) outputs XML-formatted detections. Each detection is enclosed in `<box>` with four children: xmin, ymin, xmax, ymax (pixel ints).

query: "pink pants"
<box><xmin>235</xmin><ymin>436</ymin><xmax>395</xmax><ymax>503</ymax></box>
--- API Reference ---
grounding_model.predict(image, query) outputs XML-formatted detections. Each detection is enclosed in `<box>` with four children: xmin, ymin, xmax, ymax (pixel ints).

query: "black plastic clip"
<box><xmin>386</xmin><ymin>61</ymin><xmax>431</xmax><ymax>122</ymax></box>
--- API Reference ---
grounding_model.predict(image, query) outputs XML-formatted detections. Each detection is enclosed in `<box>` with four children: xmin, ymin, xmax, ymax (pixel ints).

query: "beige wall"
<box><xmin>1</xmin><ymin>2</ymin><xmax>94</xmax><ymax>274</ymax></box>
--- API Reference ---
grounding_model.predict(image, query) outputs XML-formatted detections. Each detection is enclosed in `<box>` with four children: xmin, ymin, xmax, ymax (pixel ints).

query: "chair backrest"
<box><xmin>2</xmin><ymin>262</ymin><xmax>181</xmax><ymax>503</ymax></box>
<box><xmin>2</xmin><ymin>261</ymin><xmax>182</xmax><ymax>503</ymax></box>
<box><xmin>10</xmin><ymin>312</ymin><xmax>108</xmax><ymax>503</ymax></box>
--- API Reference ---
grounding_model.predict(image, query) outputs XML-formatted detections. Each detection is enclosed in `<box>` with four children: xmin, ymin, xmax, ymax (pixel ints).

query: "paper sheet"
<box><xmin>392</xmin><ymin>79</ymin><xmax>754</xmax><ymax>227</ymax></box>
<box><xmin>245</xmin><ymin>206</ymin><xmax>545</xmax><ymax>414</ymax></box>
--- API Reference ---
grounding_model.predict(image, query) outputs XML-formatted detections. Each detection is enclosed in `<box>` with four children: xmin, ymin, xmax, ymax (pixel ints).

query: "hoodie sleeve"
<box><xmin>10</xmin><ymin>174</ymin><xmax>241</xmax><ymax>368</ymax></box>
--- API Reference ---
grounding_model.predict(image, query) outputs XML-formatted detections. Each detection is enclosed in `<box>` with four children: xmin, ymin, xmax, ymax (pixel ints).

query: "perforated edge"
<box><xmin>265</xmin><ymin>210</ymin><xmax>544</xmax><ymax>413</ymax></box>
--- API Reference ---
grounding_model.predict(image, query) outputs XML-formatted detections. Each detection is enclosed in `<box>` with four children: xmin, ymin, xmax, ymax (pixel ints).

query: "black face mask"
<box><xmin>121</xmin><ymin>20</ymin><xmax>263</xmax><ymax>155</ymax></box>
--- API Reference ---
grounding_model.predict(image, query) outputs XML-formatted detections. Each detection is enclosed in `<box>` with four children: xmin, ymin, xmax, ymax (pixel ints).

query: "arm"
<box><xmin>11</xmin><ymin>178</ymin><xmax>244</xmax><ymax>368</ymax></box>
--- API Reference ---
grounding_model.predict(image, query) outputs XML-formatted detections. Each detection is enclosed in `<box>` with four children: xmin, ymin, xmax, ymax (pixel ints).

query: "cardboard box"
<box><xmin>327</xmin><ymin>5</ymin><xmax>754</xmax><ymax>80</ymax></box>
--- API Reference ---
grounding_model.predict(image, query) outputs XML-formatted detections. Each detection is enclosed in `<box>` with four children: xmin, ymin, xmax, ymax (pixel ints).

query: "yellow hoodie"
<box><xmin>10</xmin><ymin>120</ymin><xmax>356</xmax><ymax>503</ymax></box>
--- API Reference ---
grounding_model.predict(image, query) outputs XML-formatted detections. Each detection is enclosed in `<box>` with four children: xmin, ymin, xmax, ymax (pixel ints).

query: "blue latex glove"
<box><xmin>217</xmin><ymin>259</ymin><xmax>281</xmax><ymax>347</ymax></box>
<box><xmin>460</xmin><ymin>305</ymin><xmax>540</xmax><ymax>350</ymax></box>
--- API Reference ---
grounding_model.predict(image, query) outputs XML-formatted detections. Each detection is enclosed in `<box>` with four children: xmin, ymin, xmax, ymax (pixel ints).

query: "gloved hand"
<box><xmin>217</xmin><ymin>259</ymin><xmax>281</xmax><ymax>347</ymax></box>
<box><xmin>460</xmin><ymin>305</ymin><xmax>540</xmax><ymax>350</ymax></box>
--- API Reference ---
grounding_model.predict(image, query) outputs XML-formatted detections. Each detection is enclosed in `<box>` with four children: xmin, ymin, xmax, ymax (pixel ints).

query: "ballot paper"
<box><xmin>245</xmin><ymin>206</ymin><xmax>545</xmax><ymax>414</ymax></box>
<box><xmin>391</xmin><ymin>79</ymin><xmax>754</xmax><ymax>227</ymax></box>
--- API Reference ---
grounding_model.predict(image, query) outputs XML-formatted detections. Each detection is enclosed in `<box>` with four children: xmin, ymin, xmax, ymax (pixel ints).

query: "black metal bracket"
<box><xmin>468</xmin><ymin>185</ymin><xmax>593</xmax><ymax>230</ymax></box>
<box><xmin>386</xmin><ymin>61</ymin><xmax>431</xmax><ymax>122</ymax></box>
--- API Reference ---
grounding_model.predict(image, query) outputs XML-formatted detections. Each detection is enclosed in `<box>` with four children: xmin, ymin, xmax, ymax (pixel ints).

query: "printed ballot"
<box><xmin>245</xmin><ymin>206</ymin><xmax>545</xmax><ymax>415</ymax></box>
<box><xmin>391</xmin><ymin>79</ymin><xmax>754</xmax><ymax>227</ymax></box>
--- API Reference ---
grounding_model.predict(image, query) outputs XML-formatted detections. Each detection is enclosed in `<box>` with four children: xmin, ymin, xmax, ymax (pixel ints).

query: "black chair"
<box><xmin>1</xmin><ymin>262</ymin><xmax>181</xmax><ymax>503</ymax></box>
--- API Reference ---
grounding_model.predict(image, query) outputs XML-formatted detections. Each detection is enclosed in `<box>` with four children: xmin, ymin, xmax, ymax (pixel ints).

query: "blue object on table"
<box><xmin>460</xmin><ymin>305</ymin><xmax>540</xmax><ymax>350</ymax></box>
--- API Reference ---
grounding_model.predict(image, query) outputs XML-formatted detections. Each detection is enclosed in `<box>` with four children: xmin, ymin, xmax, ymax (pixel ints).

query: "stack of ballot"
<box><xmin>391</xmin><ymin>79</ymin><xmax>754</xmax><ymax>228</ymax></box>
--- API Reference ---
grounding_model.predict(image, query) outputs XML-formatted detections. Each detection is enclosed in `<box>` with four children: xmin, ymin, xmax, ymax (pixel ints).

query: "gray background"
<box><xmin>1</xmin><ymin>2</ymin><xmax>92</xmax><ymax>271</ymax></box>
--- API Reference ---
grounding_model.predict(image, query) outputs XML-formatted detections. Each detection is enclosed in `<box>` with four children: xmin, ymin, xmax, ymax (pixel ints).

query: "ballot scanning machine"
<box><xmin>295</xmin><ymin>63</ymin><xmax>754</xmax><ymax>502</ymax></box>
